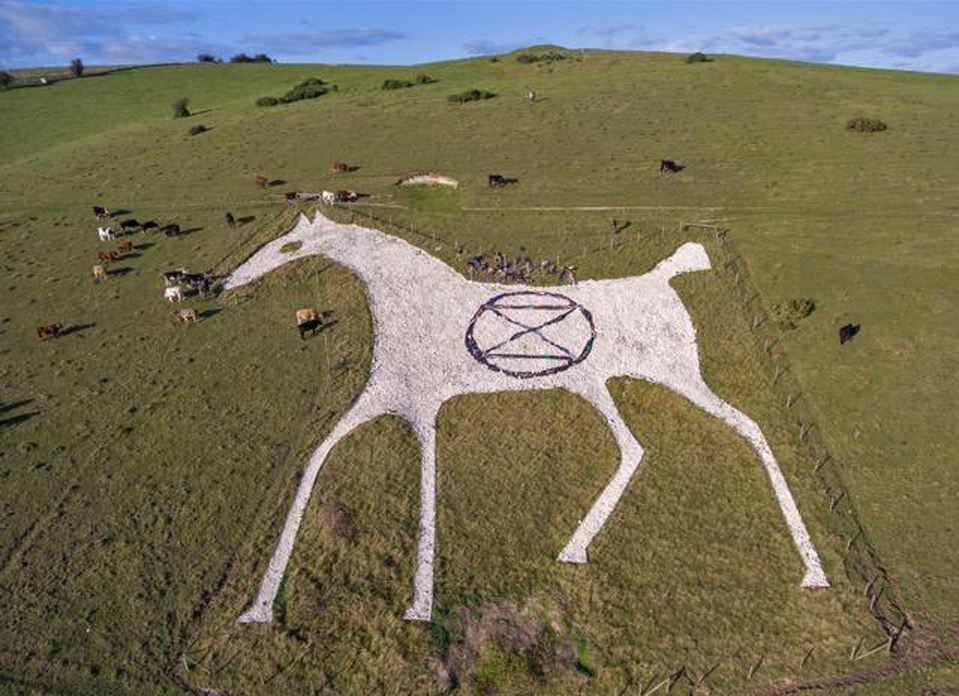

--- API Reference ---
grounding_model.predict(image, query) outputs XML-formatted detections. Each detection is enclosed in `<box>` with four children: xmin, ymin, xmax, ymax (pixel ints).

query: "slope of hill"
<box><xmin>1</xmin><ymin>49</ymin><xmax>956</xmax><ymax>695</ymax></box>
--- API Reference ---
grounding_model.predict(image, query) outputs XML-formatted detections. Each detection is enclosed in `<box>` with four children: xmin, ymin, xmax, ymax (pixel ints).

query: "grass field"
<box><xmin>1</xmin><ymin>49</ymin><xmax>957</xmax><ymax>694</ymax></box>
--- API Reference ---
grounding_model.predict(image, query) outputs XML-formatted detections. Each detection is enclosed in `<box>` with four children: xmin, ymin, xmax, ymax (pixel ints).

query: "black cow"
<box><xmin>163</xmin><ymin>268</ymin><xmax>189</xmax><ymax>287</ymax></box>
<box><xmin>488</xmin><ymin>174</ymin><xmax>506</xmax><ymax>187</ymax></box>
<box><xmin>140</xmin><ymin>220</ymin><xmax>158</xmax><ymax>233</ymax></box>
<box><xmin>161</xmin><ymin>224</ymin><xmax>181</xmax><ymax>237</ymax></box>
<box><xmin>660</xmin><ymin>159</ymin><xmax>684</xmax><ymax>173</ymax></box>
<box><xmin>225</xmin><ymin>212</ymin><xmax>236</xmax><ymax>228</ymax></box>
<box><xmin>120</xmin><ymin>218</ymin><xmax>140</xmax><ymax>233</ymax></box>
<box><xmin>93</xmin><ymin>205</ymin><xmax>110</xmax><ymax>219</ymax></box>
<box><xmin>297</xmin><ymin>317</ymin><xmax>323</xmax><ymax>339</ymax></box>
<box><xmin>839</xmin><ymin>323</ymin><xmax>860</xmax><ymax>345</ymax></box>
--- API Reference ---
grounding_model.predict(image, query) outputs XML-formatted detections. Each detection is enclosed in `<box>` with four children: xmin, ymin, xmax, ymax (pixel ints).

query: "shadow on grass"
<box><xmin>199</xmin><ymin>308</ymin><xmax>223</xmax><ymax>320</ymax></box>
<box><xmin>135</xmin><ymin>242</ymin><xmax>156</xmax><ymax>251</ymax></box>
<box><xmin>107</xmin><ymin>267</ymin><xmax>134</xmax><ymax>277</ymax></box>
<box><xmin>60</xmin><ymin>323</ymin><xmax>96</xmax><ymax>336</ymax></box>
<box><xmin>110</xmin><ymin>209</ymin><xmax>132</xmax><ymax>217</ymax></box>
<box><xmin>177</xmin><ymin>227</ymin><xmax>204</xmax><ymax>236</ymax></box>
<box><xmin>268</xmin><ymin>179</ymin><xmax>287</xmax><ymax>188</ymax></box>
<box><xmin>237</xmin><ymin>216</ymin><xmax>256</xmax><ymax>225</ymax></box>
<box><xmin>0</xmin><ymin>399</ymin><xmax>33</xmax><ymax>414</ymax></box>
<box><xmin>0</xmin><ymin>411</ymin><xmax>39</xmax><ymax>428</ymax></box>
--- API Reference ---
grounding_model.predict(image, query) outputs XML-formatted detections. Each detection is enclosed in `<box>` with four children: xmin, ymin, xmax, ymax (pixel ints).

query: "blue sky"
<box><xmin>2</xmin><ymin>1</ymin><xmax>957</xmax><ymax>74</ymax></box>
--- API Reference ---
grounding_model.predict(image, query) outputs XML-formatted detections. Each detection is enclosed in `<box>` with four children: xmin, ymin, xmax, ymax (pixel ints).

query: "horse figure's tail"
<box><xmin>651</xmin><ymin>242</ymin><xmax>712</xmax><ymax>279</ymax></box>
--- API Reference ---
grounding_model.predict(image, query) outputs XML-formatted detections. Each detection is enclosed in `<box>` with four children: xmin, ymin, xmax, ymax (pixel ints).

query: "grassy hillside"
<box><xmin>1</xmin><ymin>50</ymin><xmax>956</xmax><ymax>694</ymax></box>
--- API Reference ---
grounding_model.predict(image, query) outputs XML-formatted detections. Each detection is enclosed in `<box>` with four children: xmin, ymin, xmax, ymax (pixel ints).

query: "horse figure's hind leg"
<box><xmin>676</xmin><ymin>380</ymin><xmax>829</xmax><ymax>588</ymax></box>
<box><xmin>403</xmin><ymin>416</ymin><xmax>438</xmax><ymax>622</ymax></box>
<box><xmin>559</xmin><ymin>383</ymin><xmax>645</xmax><ymax>563</ymax></box>
<box><xmin>237</xmin><ymin>395</ymin><xmax>384</xmax><ymax>624</ymax></box>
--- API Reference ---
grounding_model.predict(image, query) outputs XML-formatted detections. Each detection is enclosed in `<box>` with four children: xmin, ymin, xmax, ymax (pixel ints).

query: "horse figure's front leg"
<box><xmin>558</xmin><ymin>383</ymin><xmax>646</xmax><ymax>563</ymax></box>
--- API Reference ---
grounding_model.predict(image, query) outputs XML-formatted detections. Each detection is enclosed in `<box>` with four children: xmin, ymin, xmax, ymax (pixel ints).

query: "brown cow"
<box><xmin>92</xmin><ymin>264</ymin><xmax>107</xmax><ymax>282</ymax></box>
<box><xmin>117</xmin><ymin>240</ymin><xmax>134</xmax><ymax>253</ymax></box>
<box><xmin>174</xmin><ymin>308</ymin><xmax>200</xmax><ymax>325</ymax></box>
<box><xmin>36</xmin><ymin>323</ymin><xmax>63</xmax><ymax>339</ymax></box>
<box><xmin>139</xmin><ymin>220</ymin><xmax>158</xmax><ymax>234</ymax></box>
<box><xmin>331</xmin><ymin>160</ymin><xmax>349</xmax><ymax>173</ymax></box>
<box><xmin>97</xmin><ymin>250</ymin><xmax>119</xmax><ymax>263</ymax></box>
<box><xmin>295</xmin><ymin>307</ymin><xmax>319</xmax><ymax>325</ymax></box>
<box><xmin>255</xmin><ymin>174</ymin><xmax>269</xmax><ymax>188</ymax></box>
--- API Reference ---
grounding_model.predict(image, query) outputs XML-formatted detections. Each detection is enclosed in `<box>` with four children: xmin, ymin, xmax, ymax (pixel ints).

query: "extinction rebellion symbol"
<box><xmin>465</xmin><ymin>291</ymin><xmax>597</xmax><ymax>379</ymax></box>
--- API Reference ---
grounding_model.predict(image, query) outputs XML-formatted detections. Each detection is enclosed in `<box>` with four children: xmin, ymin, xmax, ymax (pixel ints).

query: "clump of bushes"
<box><xmin>256</xmin><ymin>78</ymin><xmax>333</xmax><ymax>107</ymax></box>
<box><xmin>847</xmin><ymin>117</ymin><xmax>888</xmax><ymax>133</ymax></box>
<box><xmin>0</xmin><ymin>71</ymin><xmax>14</xmax><ymax>88</ymax></box>
<box><xmin>773</xmin><ymin>298</ymin><xmax>816</xmax><ymax>330</ymax></box>
<box><xmin>70</xmin><ymin>58</ymin><xmax>84</xmax><ymax>77</ymax></box>
<box><xmin>172</xmin><ymin>97</ymin><xmax>191</xmax><ymax>118</ymax></box>
<box><xmin>197</xmin><ymin>53</ymin><xmax>221</xmax><ymax>63</ymax></box>
<box><xmin>230</xmin><ymin>53</ymin><xmax>273</xmax><ymax>63</ymax></box>
<box><xmin>188</xmin><ymin>124</ymin><xmax>210</xmax><ymax>136</ymax></box>
<box><xmin>416</xmin><ymin>74</ymin><xmax>437</xmax><ymax>84</ymax></box>
<box><xmin>448</xmin><ymin>89</ymin><xmax>496</xmax><ymax>104</ymax></box>
<box><xmin>686</xmin><ymin>52</ymin><xmax>712</xmax><ymax>63</ymax></box>
<box><xmin>382</xmin><ymin>78</ymin><xmax>413</xmax><ymax>90</ymax></box>
<box><xmin>516</xmin><ymin>51</ymin><xmax>568</xmax><ymax>64</ymax></box>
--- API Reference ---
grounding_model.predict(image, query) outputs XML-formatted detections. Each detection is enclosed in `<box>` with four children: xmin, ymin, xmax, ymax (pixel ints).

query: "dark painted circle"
<box><xmin>465</xmin><ymin>290</ymin><xmax>596</xmax><ymax>379</ymax></box>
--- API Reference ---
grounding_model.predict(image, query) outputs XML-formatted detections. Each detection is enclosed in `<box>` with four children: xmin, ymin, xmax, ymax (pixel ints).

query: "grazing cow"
<box><xmin>295</xmin><ymin>307</ymin><xmax>319</xmax><ymax>325</ymax></box>
<box><xmin>36</xmin><ymin>323</ymin><xmax>62</xmax><ymax>339</ymax></box>
<box><xmin>225</xmin><ymin>212</ymin><xmax>236</xmax><ymax>228</ymax></box>
<box><xmin>163</xmin><ymin>269</ymin><xmax>189</xmax><ymax>287</ymax></box>
<box><xmin>164</xmin><ymin>286</ymin><xmax>185</xmax><ymax>302</ymax></box>
<box><xmin>331</xmin><ymin>160</ymin><xmax>349</xmax><ymax>173</ymax></box>
<box><xmin>117</xmin><ymin>240</ymin><xmax>134</xmax><ymax>253</ymax></box>
<box><xmin>92</xmin><ymin>265</ymin><xmax>107</xmax><ymax>282</ymax></box>
<box><xmin>161</xmin><ymin>224</ymin><xmax>181</xmax><ymax>237</ymax></box>
<box><xmin>120</xmin><ymin>219</ymin><xmax>140</xmax><ymax>234</ymax></box>
<box><xmin>174</xmin><ymin>308</ymin><xmax>200</xmax><ymax>324</ymax></box>
<box><xmin>488</xmin><ymin>174</ymin><xmax>507</xmax><ymax>187</ymax></box>
<box><xmin>321</xmin><ymin>190</ymin><xmax>337</xmax><ymax>204</ymax></box>
<box><xmin>336</xmin><ymin>190</ymin><xmax>358</xmax><ymax>203</ymax></box>
<box><xmin>97</xmin><ymin>250</ymin><xmax>119</xmax><ymax>263</ymax></box>
<box><xmin>559</xmin><ymin>265</ymin><xmax>577</xmax><ymax>285</ymax></box>
<box><xmin>297</xmin><ymin>317</ymin><xmax>323</xmax><ymax>339</ymax></box>
<box><xmin>255</xmin><ymin>174</ymin><xmax>269</xmax><ymax>188</ymax></box>
<box><xmin>140</xmin><ymin>220</ymin><xmax>158</xmax><ymax>234</ymax></box>
<box><xmin>839</xmin><ymin>323</ymin><xmax>860</xmax><ymax>345</ymax></box>
<box><xmin>93</xmin><ymin>205</ymin><xmax>110</xmax><ymax>219</ymax></box>
<box><xmin>226</xmin><ymin>212</ymin><xmax>829</xmax><ymax>626</ymax></box>
<box><xmin>660</xmin><ymin>159</ymin><xmax>683</xmax><ymax>173</ymax></box>
<box><xmin>284</xmin><ymin>192</ymin><xmax>298</xmax><ymax>204</ymax></box>
<box><xmin>527</xmin><ymin>88</ymin><xmax>536</xmax><ymax>102</ymax></box>
<box><xmin>97</xmin><ymin>226</ymin><xmax>115</xmax><ymax>241</ymax></box>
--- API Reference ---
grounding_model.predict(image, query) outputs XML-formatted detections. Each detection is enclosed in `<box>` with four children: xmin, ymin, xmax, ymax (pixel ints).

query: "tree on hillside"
<box><xmin>70</xmin><ymin>58</ymin><xmax>84</xmax><ymax>77</ymax></box>
<box><xmin>0</xmin><ymin>71</ymin><xmax>14</xmax><ymax>88</ymax></box>
<box><xmin>197</xmin><ymin>53</ymin><xmax>221</xmax><ymax>63</ymax></box>
<box><xmin>172</xmin><ymin>97</ymin><xmax>191</xmax><ymax>118</ymax></box>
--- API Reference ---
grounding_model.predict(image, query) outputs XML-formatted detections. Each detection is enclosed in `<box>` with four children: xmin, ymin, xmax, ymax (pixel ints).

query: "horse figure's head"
<box><xmin>223</xmin><ymin>213</ymin><xmax>339</xmax><ymax>291</ymax></box>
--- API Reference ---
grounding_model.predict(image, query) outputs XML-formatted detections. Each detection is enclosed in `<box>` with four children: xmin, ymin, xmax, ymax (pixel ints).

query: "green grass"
<box><xmin>1</xmin><ymin>48</ymin><xmax>957</xmax><ymax>694</ymax></box>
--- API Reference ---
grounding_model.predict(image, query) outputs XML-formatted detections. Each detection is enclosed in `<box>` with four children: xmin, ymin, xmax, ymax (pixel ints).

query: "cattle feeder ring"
<box><xmin>465</xmin><ymin>291</ymin><xmax>596</xmax><ymax>379</ymax></box>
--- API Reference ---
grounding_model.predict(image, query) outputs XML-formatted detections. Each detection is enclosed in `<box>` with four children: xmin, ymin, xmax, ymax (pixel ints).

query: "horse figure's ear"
<box><xmin>653</xmin><ymin>242</ymin><xmax>712</xmax><ymax>278</ymax></box>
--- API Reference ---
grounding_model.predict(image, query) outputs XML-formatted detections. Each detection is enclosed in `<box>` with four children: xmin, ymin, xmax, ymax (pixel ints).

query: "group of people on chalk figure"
<box><xmin>461</xmin><ymin>249</ymin><xmax>575</xmax><ymax>285</ymax></box>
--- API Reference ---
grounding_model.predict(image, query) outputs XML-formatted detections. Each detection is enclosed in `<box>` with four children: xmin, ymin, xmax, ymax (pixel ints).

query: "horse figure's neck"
<box><xmin>313</xmin><ymin>214</ymin><xmax>464</xmax><ymax>289</ymax></box>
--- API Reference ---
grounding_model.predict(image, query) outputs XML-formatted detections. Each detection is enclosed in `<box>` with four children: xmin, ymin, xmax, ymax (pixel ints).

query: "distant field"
<box><xmin>0</xmin><ymin>49</ymin><xmax>956</xmax><ymax>695</ymax></box>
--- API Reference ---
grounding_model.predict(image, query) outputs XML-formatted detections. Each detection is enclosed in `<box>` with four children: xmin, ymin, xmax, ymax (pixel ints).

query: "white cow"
<box><xmin>321</xmin><ymin>190</ymin><xmax>337</xmax><ymax>204</ymax></box>
<box><xmin>97</xmin><ymin>226</ymin><xmax>115</xmax><ymax>241</ymax></box>
<box><xmin>164</xmin><ymin>286</ymin><xmax>184</xmax><ymax>302</ymax></box>
<box><xmin>225</xmin><ymin>212</ymin><xmax>829</xmax><ymax>625</ymax></box>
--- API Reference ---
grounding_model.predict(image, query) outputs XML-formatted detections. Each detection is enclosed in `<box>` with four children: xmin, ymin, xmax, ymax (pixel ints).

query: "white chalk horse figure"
<box><xmin>227</xmin><ymin>212</ymin><xmax>829</xmax><ymax>624</ymax></box>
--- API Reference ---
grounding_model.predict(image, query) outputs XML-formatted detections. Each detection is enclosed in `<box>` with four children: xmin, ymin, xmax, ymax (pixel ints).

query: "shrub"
<box><xmin>415</xmin><ymin>74</ymin><xmax>437</xmax><ymax>84</ymax></box>
<box><xmin>230</xmin><ymin>52</ymin><xmax>273</xmax><ymax>63</ymax></box>
<box><xmin>256</xmin><ymin>95</ymin><xmax>279</xmax><ymax>107</ymax></box>
<box><xmin>686</xmin><ymin>52</ymin><xmax>712</xmax><ymax>63</ymax></box>
<box><xmin>172</xmin><ymin>97</ymin><xmax>191</xmax><ymax>118</ymax></box>
<box><xmin>773</xmin><ymin>298</ymin><xmax>816</xmax><ymax>330</ymax></box>
<box><xmin>197</xmin><ymin>53</ymin><xmax>220</xmax><ymax>63</ymax></box>
<box><xmin>0</xmin><ymin>71</ymin><xmax>14</xmax><ymax>88</ymax></box>
<box><xmin>847</xmin><ymin>117</ymin><xmax>888</xmax><ymax>133</ymax></box>
<box><xmin>448</xmin><ymin>89</ymin><xmax>496</xmax><ymax>104</ymax></box>
<box><xmin>515</xmin><ymin>51</ymin><xmax>568</xmax><ymax>64</ymax></box>
<box><xmin>188</xmin><ymin>124</ymin><xmax>209</xmax><ymax>136</ymax></box>
<box><xmin>280</xmin><ymin>77</ymin><xmax>330</xmax><ymax>103</ymax></box>
<box><xmin>70</xmin><ymin>58</ymin><xmax>84</xmax><ymax>77</ymax></box>
<box><xmin>382</xmin><ymin>78</ymin><xmax>413</xmax><ymax>90</ymax></box>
